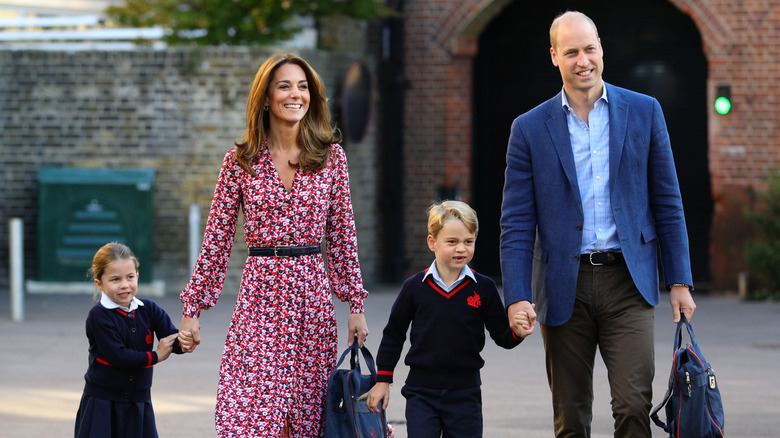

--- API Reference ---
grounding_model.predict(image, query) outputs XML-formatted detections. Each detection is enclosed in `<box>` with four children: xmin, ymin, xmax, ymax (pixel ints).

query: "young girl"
<box><xmin>74</xmin><ymin>242</ymin><xmax>184</xmax><ymax>438</ymax></box>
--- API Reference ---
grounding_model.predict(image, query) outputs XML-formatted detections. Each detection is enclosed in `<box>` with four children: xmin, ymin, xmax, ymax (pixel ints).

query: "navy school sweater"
<box><xmin>82</xmin><ymin>299</ymin><xmax>183</xmax><ymax>403</ymax></box>
<box><xmin>375</xmin><ymin>269</ymin><xmax>523</xmax><ymax>390</ymax></box>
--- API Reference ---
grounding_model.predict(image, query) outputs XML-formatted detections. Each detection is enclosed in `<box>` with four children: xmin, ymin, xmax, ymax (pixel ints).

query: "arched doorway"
<box><xmin>471</xmin><ymin>0</ymin><xmax>712</xmax><ymax>286</ymax></box>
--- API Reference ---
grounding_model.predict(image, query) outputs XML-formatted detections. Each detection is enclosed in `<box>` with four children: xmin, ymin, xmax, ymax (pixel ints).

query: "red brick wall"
<box><xmin>402</xmin><ymin>0</ymin><xmax>780</xmax><ymax>290</ymax></box>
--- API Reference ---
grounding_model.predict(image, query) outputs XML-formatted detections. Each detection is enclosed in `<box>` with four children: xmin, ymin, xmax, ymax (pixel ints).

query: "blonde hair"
<box><xmin>88</xmin><ymin>242</ymin><xmax>139</xmax><ymax>300</ymax></box>
<box><xmin>550</xmin><ymin>11</ymin><xmax>599</xmax><ymax>50</ymax></box>
<box><xmin>427</xmin><ymin>200</ymin><xmax>479</xmax><ymax>238</ymax></box>
<box><xmin>234</xmin><ymin>53</ymin><xmax>341</xmax><ymax>176</ymax></box>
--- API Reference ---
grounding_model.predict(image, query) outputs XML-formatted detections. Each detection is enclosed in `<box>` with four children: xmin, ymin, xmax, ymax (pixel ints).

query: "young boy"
<box><xmin>361</xmin><ymin>200</ymin><xmax>533</xmax><ymax>437</ymax></box>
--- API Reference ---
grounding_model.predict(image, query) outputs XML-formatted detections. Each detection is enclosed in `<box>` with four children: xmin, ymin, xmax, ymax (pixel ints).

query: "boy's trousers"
<box><xmin>401</xmin><ymin>384</ymin><xmax>483</xmax><ymax>438</ymax></box>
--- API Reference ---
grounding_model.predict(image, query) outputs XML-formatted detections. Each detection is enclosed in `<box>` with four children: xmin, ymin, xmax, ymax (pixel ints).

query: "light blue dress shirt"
<box><xmin>423</xmin><ymin>260</ymin><xmax>477</xmax><ymax>292</ymax></box>
<box><xmin>561</xmin><ymin>86</ymin><xmax>620</xmax><ymax>253</ymax></box>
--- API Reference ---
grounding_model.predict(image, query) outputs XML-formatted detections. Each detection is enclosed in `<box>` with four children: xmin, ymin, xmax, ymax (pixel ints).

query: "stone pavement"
<box><xmin>1</xmin><ymin>285</ymin><xmax>778</xmax><ymax>437</ymax></box>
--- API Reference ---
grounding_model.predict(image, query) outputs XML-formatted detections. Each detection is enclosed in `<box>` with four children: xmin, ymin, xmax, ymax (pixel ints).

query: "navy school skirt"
<box><xmin>74</xmin><ymin>393</ymin><xmax>158</xmax><ymax>438</ymax></box>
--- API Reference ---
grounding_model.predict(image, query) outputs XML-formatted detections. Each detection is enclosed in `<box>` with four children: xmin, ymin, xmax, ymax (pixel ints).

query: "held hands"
<box><xmin>156</xmin><ymin>333</ymin><xmax>178</xmax><ymax>363</ymax></box>
<box><xmin>508</xmin><ymin>300</ymin><xmax>537</xmax><ymax>338</ymax></box>
<box><xmin>357</xmin><ymin>382</ymin><xmax>390</xmax><ymax>413</ymax></box>
<box><xmin>178</xmin><ymin>316</ymin><xmax>201</xmax><ymax>353</ymax></box>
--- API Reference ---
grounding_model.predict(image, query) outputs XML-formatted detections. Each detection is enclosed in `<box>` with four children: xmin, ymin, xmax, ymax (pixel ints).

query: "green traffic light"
<box><xmin>715</xmin><ymin>96</ymin><xmax>731</xmax><ymax>115</ymax></box>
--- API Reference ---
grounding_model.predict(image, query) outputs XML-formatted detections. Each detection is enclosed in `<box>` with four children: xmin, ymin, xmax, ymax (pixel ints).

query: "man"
<box><xmin>499</xmin><ymin>11</ymin><xmax>697</xmax><ymax>438</ymax></box>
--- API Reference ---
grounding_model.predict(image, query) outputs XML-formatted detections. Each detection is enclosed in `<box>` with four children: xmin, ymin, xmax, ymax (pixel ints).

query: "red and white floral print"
<box><xmin>181</xmin><ymin>144</ymin><xmax>367</xmax><ymax>437</ymax></box>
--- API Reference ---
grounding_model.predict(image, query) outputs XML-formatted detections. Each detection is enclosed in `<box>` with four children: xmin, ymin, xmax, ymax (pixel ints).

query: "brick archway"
<box><xmin>401</xmin><ymin>0</ymin><xmax>774</xmax><ymax>291</ymax></box>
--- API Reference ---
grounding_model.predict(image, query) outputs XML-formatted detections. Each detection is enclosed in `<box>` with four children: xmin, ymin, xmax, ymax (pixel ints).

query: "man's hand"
<box><xmin>508</xmin><ymin>300</ymin><xmax>536</xmax><ymax>334</ymax></box>
<box><xmin>670</xmin><ymin>286</ymin><xmax>696</xmax><ymax>323</ymax></box>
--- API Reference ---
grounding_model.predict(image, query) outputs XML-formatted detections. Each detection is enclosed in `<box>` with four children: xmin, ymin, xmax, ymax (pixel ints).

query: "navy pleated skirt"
<box><xmin>74</xmin><ymin>393</ymin><xmax>158</xmax><ymax>438</ymax></box>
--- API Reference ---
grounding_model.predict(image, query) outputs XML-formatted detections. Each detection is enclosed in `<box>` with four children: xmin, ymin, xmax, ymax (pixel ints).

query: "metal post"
<box><xmin>9</xmin><ymin>218</ymin><xmax>24</xmax><ymax>322</ymax></box>
<box><xmin>188</xmin><ymin>204</ymin><xmax>201</xmax><ymax>273</ymax></box>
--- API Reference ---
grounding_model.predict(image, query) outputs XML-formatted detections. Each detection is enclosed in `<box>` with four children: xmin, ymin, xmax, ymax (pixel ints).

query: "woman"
<box><xmin>178</xmin><ymin>54</ymin><xmax>369</xmax><ymax>438</ymax></box>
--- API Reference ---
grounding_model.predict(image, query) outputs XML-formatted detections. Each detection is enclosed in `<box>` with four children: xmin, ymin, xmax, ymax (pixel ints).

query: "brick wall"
<box><xmin>0</xmin><ymin>47</ymin><xmax>379</xmax><ymax>295</ymax></box>
<box><xmin>400</xmin><ymin>0</ymin><xmax>780</xmax><ymax>290</ymax></box>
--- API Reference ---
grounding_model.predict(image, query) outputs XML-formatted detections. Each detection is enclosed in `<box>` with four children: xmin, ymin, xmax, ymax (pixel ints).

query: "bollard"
<box><xmin>189</xmin><ymin>204</ymin><xmax>202</xmax><ymax>274</ymax></box>
<box><xmin>738</xmin><ymin>271</ymin><xmax>749</xmax><ymax>299</ymax></box>
<box><xmin>9</xmin><ymin>218</ymin><xmax>24</xmax><ymax>322</ymax></box>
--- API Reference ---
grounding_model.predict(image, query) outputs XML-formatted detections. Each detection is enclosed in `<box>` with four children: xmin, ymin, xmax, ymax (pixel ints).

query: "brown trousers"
<box><xmin>540</xmin><ymin>262</ymin><xmax>655</xmax><ymax>438</ymax></box>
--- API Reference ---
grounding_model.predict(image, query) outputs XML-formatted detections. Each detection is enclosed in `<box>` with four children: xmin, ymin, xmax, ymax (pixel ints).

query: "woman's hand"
<box><xmin>347</xmin><ymin>313</ymin><xmax>369</xmax><ymax>347</ymax></box>
<box><xmin>179</xmin><ymin>316</ymin><xmax>201</xmax><ymax>353</ymax></box>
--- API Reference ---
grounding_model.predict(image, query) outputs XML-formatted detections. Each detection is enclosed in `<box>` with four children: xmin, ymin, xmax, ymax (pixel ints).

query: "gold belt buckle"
<box><xmin>274</xmin><ymin>245</ymin><xmax>289</xmax><ymax>257</ymax></box>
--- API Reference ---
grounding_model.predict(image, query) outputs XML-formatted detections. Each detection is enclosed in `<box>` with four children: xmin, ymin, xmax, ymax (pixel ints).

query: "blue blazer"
<box><xmin>499</xmin><ymin>83</ymin><xmax>693</xmax><ymax>326</ymax></box>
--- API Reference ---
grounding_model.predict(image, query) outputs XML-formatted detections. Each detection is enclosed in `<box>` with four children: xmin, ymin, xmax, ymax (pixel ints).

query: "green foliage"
<box><xmin>106</xmin><ymin>0</ymin><xmax>391</xmax><ymax>46</ymax></box>
<box><xmin>744</xmin><ymin>171</ymin><xmax>780</xmax><ymax>300</ymax></box>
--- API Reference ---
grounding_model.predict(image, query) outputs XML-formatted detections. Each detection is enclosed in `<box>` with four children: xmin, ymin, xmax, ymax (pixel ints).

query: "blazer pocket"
<box><xmin>641</xmin><ymin>224</ymin><xmax>657</xmax><ymax>244</ymax></box>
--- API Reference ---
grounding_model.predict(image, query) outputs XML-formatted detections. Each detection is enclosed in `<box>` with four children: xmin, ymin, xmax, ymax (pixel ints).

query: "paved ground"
<box><xmin>1</xmin><ymin>285</ymin><xmax>779</xmax><ymax>437</ymax></box>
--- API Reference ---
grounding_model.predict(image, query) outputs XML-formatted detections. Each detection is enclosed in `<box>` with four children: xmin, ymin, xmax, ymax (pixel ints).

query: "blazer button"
<box><xmin>574</xmin><ymin>255</ymin><xmax>580</xmax><ymax>262</ymax></box>
<box><xmin>576</xmin><ymin>225</ymin><xmax>583</xmax><ymax>231</ymax></box>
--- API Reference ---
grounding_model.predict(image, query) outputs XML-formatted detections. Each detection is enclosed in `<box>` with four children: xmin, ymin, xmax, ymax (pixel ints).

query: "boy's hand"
<box><xmin>156</xmin><ymin>333</ymin><xmax>178</xmax><ymax>363</ymax></box>
<box><xmin>511</xmin><ymin>303</ymin><xmax>536</xmax><ymax>338</ymax></box>
<box><xmin>357</xmin><ymin>382</ymin><xmax>391</xmax><ymax>413</ymax></box>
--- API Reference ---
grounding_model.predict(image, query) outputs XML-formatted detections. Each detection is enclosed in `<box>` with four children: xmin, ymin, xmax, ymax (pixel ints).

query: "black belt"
<box><xmin>249</xmin><ymin>245</ymin><xmax>321</xmax><ymax>257</ymax></box>
<box><xmin>580</xmin><ymin>252</ymin><xmax>624</xmax><ymax>266</ymax></box>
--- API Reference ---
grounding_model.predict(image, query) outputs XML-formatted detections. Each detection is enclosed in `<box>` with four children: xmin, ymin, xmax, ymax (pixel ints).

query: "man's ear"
<box><xmin>550</xmin><ymin>47</ymin><xmax>559</xmax><ymax>67</ymax></box>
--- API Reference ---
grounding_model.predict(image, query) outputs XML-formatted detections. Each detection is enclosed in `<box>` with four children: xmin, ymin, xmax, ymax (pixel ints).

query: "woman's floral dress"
<box><xmin>180</xmin><ymin>144</ymin><xmax>368</xmax><ymax>438</ymax></box>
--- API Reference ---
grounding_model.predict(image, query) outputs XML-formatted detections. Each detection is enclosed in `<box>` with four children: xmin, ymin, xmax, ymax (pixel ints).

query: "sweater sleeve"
<box><xmin>375</xmin><ymin>279</ymin><xmax>416</xmax><ymax>383</ymax></box>
<box><xmin>481</xmin><ymin>277</ymin><xmax>523</xmax><ymax>349</ymax></box>
<box><xmin>145</xmin><ymin>299</ymin><xmax>185</xmax><ymax>355</ymax></box>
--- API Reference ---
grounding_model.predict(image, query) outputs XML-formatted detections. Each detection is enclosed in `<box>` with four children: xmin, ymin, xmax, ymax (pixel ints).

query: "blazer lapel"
<box><xmin>607</xmin><ymin>83</ymin><xmax>628</xmax><ymax>191</ymax></box>
<box><xmin>545</xmin><ymin>93</ymin><xmax>579</xmax><ymax>192</ymax></box>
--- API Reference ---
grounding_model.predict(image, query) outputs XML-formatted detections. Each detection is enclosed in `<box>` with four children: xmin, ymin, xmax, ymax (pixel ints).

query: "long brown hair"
<box><xmin>234</xmin><ymin>54</ymin><xmax>341</xmax><ymax>175</ymax></box>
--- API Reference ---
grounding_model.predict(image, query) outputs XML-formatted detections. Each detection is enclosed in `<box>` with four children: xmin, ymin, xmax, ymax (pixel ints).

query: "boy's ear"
<box><xmin>427</xmin><ymin>234</ymin><xmax>436</xmax><ymax>252</ymax></box>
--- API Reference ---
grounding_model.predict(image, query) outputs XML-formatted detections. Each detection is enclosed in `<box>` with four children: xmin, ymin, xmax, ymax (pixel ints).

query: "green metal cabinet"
<box><xmin>37</xmin><ymin>168</ymin><xmax>155</xmax><ymax>283</ymax></box>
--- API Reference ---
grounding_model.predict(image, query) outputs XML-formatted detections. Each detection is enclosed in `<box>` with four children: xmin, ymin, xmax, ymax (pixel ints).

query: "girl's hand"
<box><xmin>179</xmin><ymin>316</ymin><xmax>201</xmax><ymax>353</ymax></box>
<box><xmin>178</xmin><ymin>330</ymin><xmax>194</xmax><ymax>351</ymax></box>
<box><xmin>156</xmin><ymin>333</ymin><xmax>178</xmax><ymax>363</ymax></box>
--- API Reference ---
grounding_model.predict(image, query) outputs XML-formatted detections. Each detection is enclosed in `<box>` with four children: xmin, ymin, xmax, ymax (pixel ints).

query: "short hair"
<box><xmin>550</xmin><ymin>11</ymin><xmax>599</xmax><ymax>50</ymax></box>
<box><xmin>427</xmin><ymin>200</ymin><xmax>479</xmax><ymax>238</ymax></box>
<box><xmin>88</xmin><ymin>242</ymin><xmax>139</xmax><ymax>299</ymax></box>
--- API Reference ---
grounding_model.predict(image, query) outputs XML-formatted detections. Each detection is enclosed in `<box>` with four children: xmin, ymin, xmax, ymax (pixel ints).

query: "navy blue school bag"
<box><xmin>651</xmin><ymin>315</ymin><xmax>725</xmax><ymax>437</ymax></box>
<box><xmin>323</xmin><ymin>336</ymin><xmax>388</xmax><ymax>438</ymax></box>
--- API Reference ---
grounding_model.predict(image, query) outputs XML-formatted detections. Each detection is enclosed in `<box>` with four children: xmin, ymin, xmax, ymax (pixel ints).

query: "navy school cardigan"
<box><xmin>81</xmin><ymin>299</ymin><xmax>183</xmax><ymax>403</ymax></box>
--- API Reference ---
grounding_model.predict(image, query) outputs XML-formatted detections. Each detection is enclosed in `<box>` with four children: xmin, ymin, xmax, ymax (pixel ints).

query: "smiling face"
<box><xmin>427</xmin><ymin>218</ymin><xmax>476</xmax><ymax>278</ymax></box>
<box><xmin>550</xmin><ymin>14</ymin><xmax>604</xmax><ymax>98</ymax></box>
<box><xmin>95</xmin><ymin>258</ymin><xmax>139</xmax><ymax>308</ymax></box>
<box><xmin>264</xmin><ymin>62</ymin><xmax>310</xmax><ymax>128</ymax></box>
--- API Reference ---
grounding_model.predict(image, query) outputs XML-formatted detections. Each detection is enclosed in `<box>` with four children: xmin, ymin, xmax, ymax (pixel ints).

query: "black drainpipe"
<box><xmin>379</xmin><ymin>0</ymin><xmax>408</xmax><ymax>282</ymax></box>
